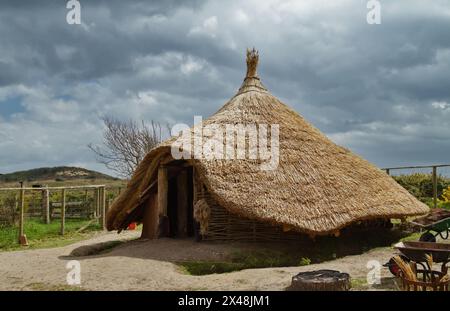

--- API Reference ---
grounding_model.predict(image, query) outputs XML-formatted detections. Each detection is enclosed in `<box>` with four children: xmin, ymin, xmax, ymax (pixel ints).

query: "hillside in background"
<box><xmin>0</xmin><ymin>166</ymin><xmax>119</xmax><ymax>183</ymax></box>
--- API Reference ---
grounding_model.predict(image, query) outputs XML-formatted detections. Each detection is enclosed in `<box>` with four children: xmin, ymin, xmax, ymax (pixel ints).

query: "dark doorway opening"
<box><xmin>166</xmin><ymin>166</ymin><xmax>194</xmax><ymax>238</ymax></box>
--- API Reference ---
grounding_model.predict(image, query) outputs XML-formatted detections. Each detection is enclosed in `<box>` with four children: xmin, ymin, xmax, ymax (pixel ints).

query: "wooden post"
<box><xmin>141</xmin><ymin>193</ymin><xmax>159</xmax><ymax>239</ymax></box>
<box><xmin>42</xmin><ymin>186</ymin><xmax>50</xmax><ymax>224</ymax></box>
<box><xmin>97</xmin><ymin>187</ymin><xmax>100</xmax><ymax>225</ymax></box>
<box><xmin>18</xmin><ymin>183</ymin><xmax>26</xmax><ymax>245</ymax></box>
<box><xmin>97</xmin><ymin>187</ymin><xmax>101</xmax><ymax>225</ymax></box>
<box><xmin>93</xmin><ymin>188</ymin><xmax>98</xmax><ymax>218</ymax></box>
<box><xmin>177</xmin><ymin>170</ymin><xmax>188</xmax><ymax>237</ymax></box>
<box><xmin>84</xmin><ymin>189</ymin><xmax>88</xmax><ymax>206</ymax></box>
<box><xmin>192</xmin><ymin>167</ymin><xmax>198</xmax><ymax>204</ymax></box>
<box><xmin>432</xmin><ymin>166</ymin><xmax>437</xmax><ymax>209</ymax></box>
<box><xmin>157</xmin><ymin>166</ymin><xmax>168</xmax><ymax>216</ymax></box>
<box><xmin>60</xmin><ymin>188</ymin><xmax>66</xmax><ymax>235</ymax></box>
<box><xmin>100</xmin><ymin>186</ymin><xmax>106</xmax><ymax>230</ymax></box>
<box><xmin>192</xmin><ymin>167</ymin><xmax>201</xmax><ymax>241</ymax></box>
<box><xmin>385</xmin><ymin>169</ymin><xmax>390</xmax><ymax>175</ymax></box>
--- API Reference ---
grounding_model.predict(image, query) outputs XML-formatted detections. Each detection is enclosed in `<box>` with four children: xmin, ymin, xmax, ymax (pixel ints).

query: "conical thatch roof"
<box><xmin>107</xmin><ymin>49</ymin><xmax>429</xmax><ymax>235</ymax></box>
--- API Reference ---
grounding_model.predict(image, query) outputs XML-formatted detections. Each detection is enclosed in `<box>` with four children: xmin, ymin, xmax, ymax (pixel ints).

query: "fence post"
<box><xmin>84</xmin><ymin>189</ymin><xmax>88</xmax><ymax>207</ymax></box>
<box><xmin>93</xmin><ymin>188</ymin><xmax>98</xmax><ymax>218</ymax></box>
<box><xmin>97</xmin><ymin>187</ymin><xmax>101</xmax><ymax>218</ymax></box>
<box><xmin>60</xmin><ymin>188</ymin><xmax>66</xmax><ymax>235</ymax></box>
<box><xmin>42</xmin><ymin>186</ymin><xmax>50</xmax><ymax>224</ymax></box>
<box><xmin>432</xmin><ymin>166</ymin><xmax>437</xmax><ymax>209</ymax></box>
<box><xmin>100</xmin><ymin>186</ymin><xmax>106</xmax><ymax>230</ymax></box>
<box><xmin>18</xmin><ymin>183</ymin><xmax>28</xmax><ymax>245</ymax></box>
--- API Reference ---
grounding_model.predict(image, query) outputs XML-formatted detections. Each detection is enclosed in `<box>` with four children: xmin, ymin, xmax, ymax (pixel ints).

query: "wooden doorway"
<box><xmin>166</xmin><ymin>166</ymin><xmax>194</xmax><ymax>238</ymax></box>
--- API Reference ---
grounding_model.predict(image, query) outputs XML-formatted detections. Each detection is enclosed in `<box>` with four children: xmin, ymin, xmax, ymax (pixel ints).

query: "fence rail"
<box><xmin>0</xmin><ymin>184</ymin><xmax>109</xmax><ymax>191</ymax></box>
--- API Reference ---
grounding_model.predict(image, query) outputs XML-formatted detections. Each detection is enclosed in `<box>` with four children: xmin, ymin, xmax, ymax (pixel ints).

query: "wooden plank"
<box><xmin>139</xmin><ymin>180</ymin><xmax>158</xmax><ymax>202</ymax></box>
<box><xmin>93</xmin><ymin>188</ymin><xmax>98</xmax><ymax>218</ymax></box>
<box><xmin>382</xmin><ymin>164</ymin><xmax>450</xmax><ymax>171</ymax></box>
<box><xmin>157</xmin><ymin>166</ymin><xmax>168</xmax><ymax>216</ymax></box>
<box><xmin>101</xmin><ymin>186</ymin><xmax>106</xmax><ymax>230</ymax></box>
<box><xmin>0</xmin><ymin>184</ymin><xmax>107</xmax><ymax>191</ymax></box>
<box><xmin>60</xmin><ymin>189</ymin><xmax>66</xmax><ymax>235</ymax></box>
<box><xmin>432</xmin><ymin>166</ymin><xmax>437</xmax><ymax>209</ymax></box>
<box><xmin>177</xmin><ymin>170</ymin><xmax>188</xmax><ymax>237</ymax></box>
<box><xmin>141</xmin><ymin>193</ymin><xmax>159</xmax><ymax>239</ymax></box>
<box><xmin>18</xmin><ymin>185</ymin><xmax>25</xmax><ymax>243</ymax></box>
<box><xmin>42</xmin><ymin>187</ymin><xmax>50</xmax><ymax>224</ymax></box>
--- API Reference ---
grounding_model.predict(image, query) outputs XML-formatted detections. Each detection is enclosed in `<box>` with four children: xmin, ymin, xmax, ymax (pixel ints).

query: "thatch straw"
<box><xmin>441</xmin><ymin>274</ymin><xmax>450</xmax><ymax>283</ymax></box>
<box><xmin>393</xmin><ymin>255</ymin><xmax>417</xmax><ymax>282</ymax></box>
<box><xmin>425</xmin><ymin>254</ymin><xmax>434</xmax><ymax>271</ymax></box>
<box><xmin>106</xmin><ymin>49</ymin><xmax>429</xmax><ymax>234</ymax></box>
<box><xmin>193</xmin><ymin>199</ymin><xmax>210</xmax><ymax>235</ymax></box>
<box><xmin>246</xmin><ymin>48</ymin><xmax>259</xmax><ymax>78</ymax></box>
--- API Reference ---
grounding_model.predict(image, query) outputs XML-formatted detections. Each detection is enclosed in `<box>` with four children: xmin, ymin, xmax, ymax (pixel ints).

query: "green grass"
<box><xmin>0</xmin><ymin>218</ymin><xmax>102</xmax><ymax>251</ymax></box>
<box><xmin>26</xmin><ymin>282</ymin><xmax>85</xmax><ymax>291</ymax></box>
<box><xmin>350</xmin><ymin>278</ymin><xmax>368</xmax><ymax>290</ymax></box>
<box><xmin>399</xmin><ymin>231</ymin><xmax>422</xmax><ymax>242</ymax></box>
<box><xmin>178</xmin><ymin>250</ymin><xmax>311</xmax><ymax>275</ymax></box>
<box><xmin>178</xmin><ymin>225</ymin><xmax>421</xmax><ymax>276</ymax></box>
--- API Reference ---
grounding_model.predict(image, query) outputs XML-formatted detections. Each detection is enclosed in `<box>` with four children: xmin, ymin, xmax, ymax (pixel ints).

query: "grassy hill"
<box><xmin>0</xmin><ymin>166</ymin><xmax>119</xmax><ymax>183</ymax></box>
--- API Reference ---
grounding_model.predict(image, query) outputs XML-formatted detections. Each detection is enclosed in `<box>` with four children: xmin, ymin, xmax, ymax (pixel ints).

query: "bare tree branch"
<box><xmin>88</xmin><ymin>117</ymin><xmax>162</xmax><ymax>178</ymax></box>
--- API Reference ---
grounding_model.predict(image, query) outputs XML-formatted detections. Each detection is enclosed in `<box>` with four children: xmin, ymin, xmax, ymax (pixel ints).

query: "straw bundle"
<box><xmin>394</xmin><ymin>254</ymin><xmax>450</xmax><ymax>290</ymax></box>
<box><xmin>106</xmin><ymin>49</ymin><xmax>429</xmax><ymax>234</ymax></box>
<box><xmin>193</xmin><ymin>199</ymin><xmax>210</xmax><ymax>235</ymax></box>
<box><xmin>393</xmin><ymin>256</ymin><xmax>417</xmax><ymax>282</ymax></box>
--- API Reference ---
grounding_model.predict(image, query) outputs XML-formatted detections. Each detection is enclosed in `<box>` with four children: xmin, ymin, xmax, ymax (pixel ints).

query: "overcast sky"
<box><xmin>1</xmin><ymin>0</ymin><xmax>450</xmax><ymax>177</ymax></box>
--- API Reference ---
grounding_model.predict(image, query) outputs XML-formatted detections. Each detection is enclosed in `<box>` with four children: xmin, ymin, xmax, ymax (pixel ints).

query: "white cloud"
<box><xmin>1</xmin><ymin>0</ymin><xmax>450</xmax><ymax>175</ymax></box>
<box><xmin>188</xmin><ymin>16</ymin><xmax>218</xmax><ymax>38</ymax></box>
<box><xmin>431</xmin><ymin>101</ymin><xmax>450</xmax><ymax>110</ymax></box>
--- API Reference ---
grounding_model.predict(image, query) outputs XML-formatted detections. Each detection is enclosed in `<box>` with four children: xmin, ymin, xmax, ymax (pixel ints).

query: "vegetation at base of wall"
<box><xmin>0</xmin><ymin>218</ymin><xmax>102</xmax><ymax>251</ymax></box>
<box><xmin>178</xmin><ymin>250</ymin><xmax>311</xmax><ymax>275</ymax></box>
<box><xmin>178</xmin><ymin>225</ymin><xmax>421</xmax><ymax>276</ymax></box>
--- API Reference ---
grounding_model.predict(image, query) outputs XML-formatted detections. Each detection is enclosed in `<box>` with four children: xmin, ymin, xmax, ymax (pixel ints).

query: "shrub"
<box><xmin>0</xmin><ymin>193</ymin><xmax>18</xmax><ymax>227</ymax></box>
<box><xmin>393</xmin><ymin>173</ymin><xmax>450</xmax><ymax>200</ymax></box>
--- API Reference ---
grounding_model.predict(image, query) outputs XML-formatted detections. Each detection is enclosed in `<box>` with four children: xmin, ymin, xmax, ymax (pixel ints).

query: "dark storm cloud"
<box><xmin>0</xmin><ymin>0</ymin><xmax>449</xmax><ymax>175</ymax></box>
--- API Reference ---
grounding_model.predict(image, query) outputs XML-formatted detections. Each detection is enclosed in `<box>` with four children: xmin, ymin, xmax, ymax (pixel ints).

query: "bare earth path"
<box><xmin>0</xmin><ymin>231</ymin><xmax>399</xmax><ymax>291</ymax></box>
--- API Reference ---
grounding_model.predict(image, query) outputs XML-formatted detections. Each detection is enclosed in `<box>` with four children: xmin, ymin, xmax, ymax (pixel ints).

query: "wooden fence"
<box><xmin>0</xmin><ymin>184</ymin><xmax>123</xmax><ymax>245</ymax></box>
<box><xmin>382</xmin><ymin>164</ymin><xmax>450</xmax><ymax>209</ymax></box>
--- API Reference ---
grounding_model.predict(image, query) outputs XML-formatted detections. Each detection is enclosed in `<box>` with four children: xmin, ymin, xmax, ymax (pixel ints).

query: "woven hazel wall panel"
<box><xmin>198</xmin><ymin>188</ymin><xmax>301</xmax><ymax>241</ymax></box>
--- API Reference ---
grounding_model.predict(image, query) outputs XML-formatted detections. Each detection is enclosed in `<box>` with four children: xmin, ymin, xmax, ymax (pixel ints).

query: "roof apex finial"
<box><xmin>246</xmin><ymin>47</ymin><xmax>259</xmax><ymax>78</ymax></box>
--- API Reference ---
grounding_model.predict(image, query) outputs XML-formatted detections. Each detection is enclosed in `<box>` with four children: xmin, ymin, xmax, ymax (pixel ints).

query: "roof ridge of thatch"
<box><xmin>237</xmin><ymin>48</ymin><xmax>268</xmax><ymax>94</ymax></box>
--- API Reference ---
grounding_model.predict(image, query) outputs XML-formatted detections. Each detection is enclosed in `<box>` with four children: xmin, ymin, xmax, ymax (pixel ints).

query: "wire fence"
<box><xmin>0</xmin><ymin>184</ymin><xmax>124</xmax><ymax>246</ymax></box>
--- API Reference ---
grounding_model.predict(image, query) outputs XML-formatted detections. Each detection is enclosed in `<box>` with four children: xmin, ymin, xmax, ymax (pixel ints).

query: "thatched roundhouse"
<box><xmin>107</xmin><ymin>49</ymin><xmax>428</xmax><ymax>241</ymax></box>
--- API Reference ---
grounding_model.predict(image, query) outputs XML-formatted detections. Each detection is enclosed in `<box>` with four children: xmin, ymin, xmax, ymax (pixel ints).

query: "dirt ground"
<box><xmin>0</xmin><ymin>230</ymin><xmax>414</xmax><ymax>291</ymax></box>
